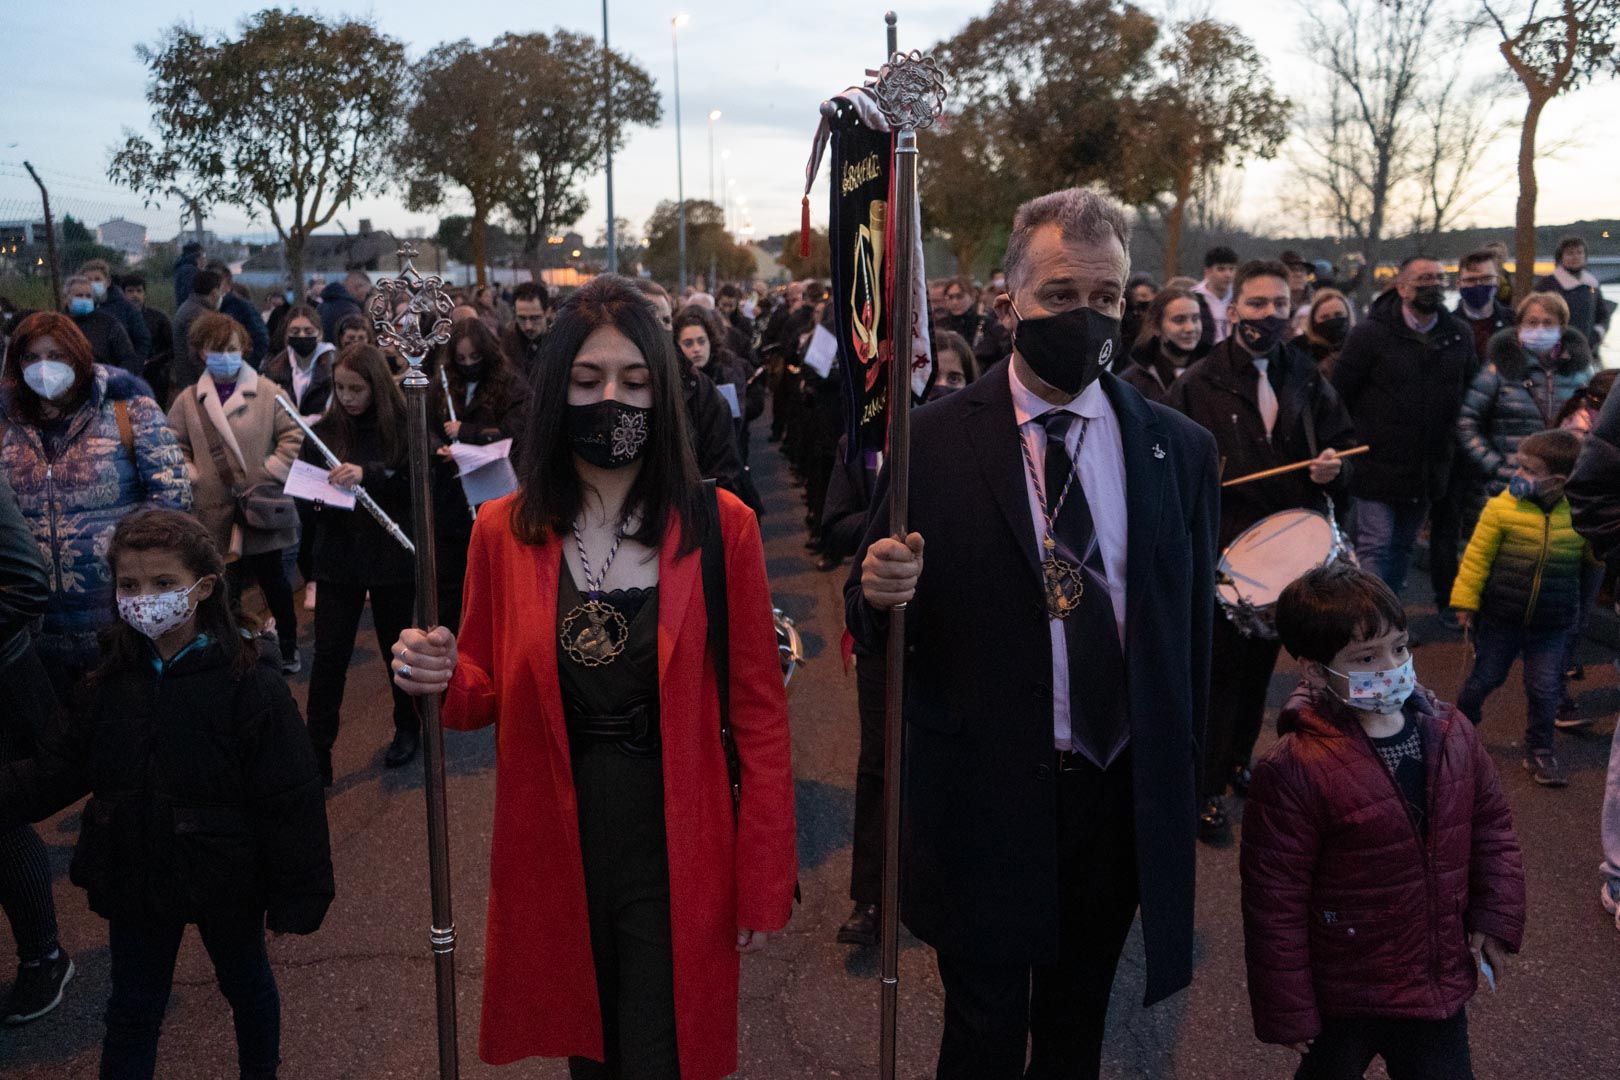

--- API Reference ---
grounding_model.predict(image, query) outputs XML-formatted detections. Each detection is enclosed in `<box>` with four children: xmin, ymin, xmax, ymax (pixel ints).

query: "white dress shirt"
<box><xmin>290</xmin><ymin>351</ymin><xmax>315</xmax><ymax>409</ymax></box>
<box><xmin>1008</xmin><ymin>363</ymin><xmax>1130</xmax><ymax>751</ymax></box>
<box><xmin>1193</xmin><ymin>280</ymin><xmax>1232</xmax><ymax>343</ymax></box>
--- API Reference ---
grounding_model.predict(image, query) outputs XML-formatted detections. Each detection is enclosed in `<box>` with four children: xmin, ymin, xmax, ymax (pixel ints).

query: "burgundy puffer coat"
<box><xmin>1239</xmin><ymin>685</ymin><xmax>1525</xmax><ymax>1046</ymax></box>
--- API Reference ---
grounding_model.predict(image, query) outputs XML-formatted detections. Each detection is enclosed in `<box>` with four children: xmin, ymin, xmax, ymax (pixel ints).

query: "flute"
<box><xmin>439</xmin><ymin>366</ymin><xmax>458</xmax><ymax>425</ymax></box>
<box><xmin>274</xmin><ymin>394</ymin><xmax>416</xmax><ymax>554</ymax></box>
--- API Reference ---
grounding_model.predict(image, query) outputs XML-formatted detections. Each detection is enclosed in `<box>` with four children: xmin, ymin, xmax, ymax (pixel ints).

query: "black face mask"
<box><xmin>288</xmin><ymin>336</ymin><xmax>319</xmax><ymax>359</ymax></box>
<box><xmin>1161</xmin><ymin>336</ymin><xmax>1197</xmax><ymax>360</ymax></box>
<box><xmin>924</xmin><ymin>381</ymin><xmax>961</xmax><ymax>403</ymax></box>
<box><xmin>1235</xmin><ymin>314</ymin><xmax>1290</xmax><ymax>356</ymax></box>
<box><xmin>1012</xmin><ymin>303</ymin><xmax>1120</xmax><ymax>395</ymax></box>
<box><xmin>1409</xmin><ymin>285</ymin><xmax>1444</xmax><ymax>314</ymax></box>
<box><xmin>567</xmin><ymin>401</ymin><xmax>653</xmax><ymax>469</ymax></box>
<box><xmin>456</xmin><ymin>360</ymin><xmax>486</xmax><ymax>384</ymax></box>
<box><xmin>1315</xmin><ymin>316</ymin><xmax>1349</xmax><ymax>345</ymax></box>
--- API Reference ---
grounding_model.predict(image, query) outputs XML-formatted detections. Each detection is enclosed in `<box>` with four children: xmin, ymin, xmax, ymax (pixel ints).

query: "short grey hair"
<box><xmin>63</xmin><ymin>274</ymin><xmax>92</xmax><ymax>294</ymax></box>
<box><xmin>1003</xmin><ymin>187</ymin><xmax>1131</xmax><ymax>293</ymax></box>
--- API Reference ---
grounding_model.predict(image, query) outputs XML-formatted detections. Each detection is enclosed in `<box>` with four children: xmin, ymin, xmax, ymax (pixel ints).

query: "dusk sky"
<box><xmin>4</xmin><ymin>0</ymin><xmax>1617</xmax><ymax>249</ymax></box>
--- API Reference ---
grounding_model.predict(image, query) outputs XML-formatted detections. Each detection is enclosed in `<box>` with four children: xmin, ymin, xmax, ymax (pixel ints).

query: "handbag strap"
<box><xmin>700</xmin><ymin>479</ymin><xmax>741</xmax><ymax>817</ymax></box>
<box><xmin>196</xmin><ymin>393</ymin><xmax>244</xmax><ymax>495</ymax></box>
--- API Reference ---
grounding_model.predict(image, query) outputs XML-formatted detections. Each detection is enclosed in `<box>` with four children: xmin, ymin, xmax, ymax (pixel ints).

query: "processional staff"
<box><xmin>367</xmin><ymin>251</ymin><xmax>461</xmax><ymax>1079</ymax></box>
<box><xmin>868</xmin><ymin>33</ymin><xmax>948</xmax><ymax>1080</ymax></box>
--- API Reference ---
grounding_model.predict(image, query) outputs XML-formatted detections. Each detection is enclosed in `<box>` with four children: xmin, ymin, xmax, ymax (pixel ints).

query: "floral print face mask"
<box><xmin>1323</xmin><ymin>657</ymin><xmax>1416</xmax><ymax>714</ymax></box>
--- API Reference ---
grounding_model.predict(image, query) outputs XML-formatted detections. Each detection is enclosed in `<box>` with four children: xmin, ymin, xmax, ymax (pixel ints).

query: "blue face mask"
<box><xmin>284</xmin><ymin>289</ymin><xmax>296</xmax><ymax>304</ymax></box>
<box><xmin>90</xmin><ymin>280</ymin><xmax>108</xmax><ymax>300</ymax></box>
<box><xmin>205</xmin><ymin>351</ymin><xmax>244</xmax><ymax>380</ymax></box>
<box><xmin>1519</xmin><ymin>326</ymin><xmax>1561</xmax><ymax>354</ymax></box>
<box><xmin>1508</xmin><ymin>474</ymin><xmax>1534</xmax><ymax>500</ymax></box>
<box><xmin>1459</xmin><ymin>284</ymin><xmax>1495</xmax><ymax>311</ymax></box>
<box><xmin>68</xmin><ymin>297</ymin><xmax>95</xmax><ymax>317</ymax></box>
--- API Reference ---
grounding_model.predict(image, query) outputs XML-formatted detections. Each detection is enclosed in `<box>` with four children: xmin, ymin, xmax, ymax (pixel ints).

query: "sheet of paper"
<box><xmin>283</xmin><ymin>459</ymin><xmax>356</xmax><ymax>510</ymax></box>
<box><xmin>717</xmin><ymin>382</ymin><xmax>741</xmax><ymax>418</ymax></box>
<box><xmin>803</xmin><ymin>323</ymin><xmax>838</xmax><ymax>378</ymax></box>
<box><xmin>447</xmin><ymin>438</ymin><xmax>513</xmax><ymax>475</ymax></box>
<box><xmin>460</xmin><ymin>458</ymin><xmax>519</xmax><ymax>508</ymax></box>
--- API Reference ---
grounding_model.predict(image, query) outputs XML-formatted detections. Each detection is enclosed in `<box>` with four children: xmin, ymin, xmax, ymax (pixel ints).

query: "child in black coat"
<box><xmin>0</xmin><ymin>507</ymin><xmax>333</xmax><ymax>1080</ymax></box>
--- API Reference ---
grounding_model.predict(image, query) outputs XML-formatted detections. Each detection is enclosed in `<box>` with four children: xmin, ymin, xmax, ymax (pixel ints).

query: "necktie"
<box><xmin>1038</xmin><ymin>410</ymin><xmax>1127</xmax><ymax>766</ymax></box>
<box><xmin>1254</xmin><ymin>357</ymin><xmax>1278</xmax><ymax>437</ymax></box>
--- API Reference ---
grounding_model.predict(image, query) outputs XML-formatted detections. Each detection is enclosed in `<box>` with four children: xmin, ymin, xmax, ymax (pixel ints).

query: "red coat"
<box><xmin>1239</xmin><ymin>686</ymin><xmax>1525</xmax><ymax>1047</ymax></box>
<box><xmin>443</xmin><ymin>491</ymin><xmax>797</xmax><ymax>1078</ymax></box>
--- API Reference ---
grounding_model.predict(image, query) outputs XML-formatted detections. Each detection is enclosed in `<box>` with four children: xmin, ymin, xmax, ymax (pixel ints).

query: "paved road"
<box><xmin>5</xmin><ymin>422</ymin><xmax>1619</xmax><ymax>1079</ymax></box>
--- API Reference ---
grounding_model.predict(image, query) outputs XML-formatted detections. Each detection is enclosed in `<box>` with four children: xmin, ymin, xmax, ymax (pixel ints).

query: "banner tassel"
<box><xmin>800</xmin><ymin>197</ymin><xmax>812</xmax><ymax>257</ymax></box>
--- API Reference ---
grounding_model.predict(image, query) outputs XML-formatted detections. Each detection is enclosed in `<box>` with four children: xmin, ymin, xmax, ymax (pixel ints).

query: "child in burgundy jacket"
<box><xmin>1240</xmin><ymin>563</ymin><xmax>1525</xmax><ymax>1080</ymax></box>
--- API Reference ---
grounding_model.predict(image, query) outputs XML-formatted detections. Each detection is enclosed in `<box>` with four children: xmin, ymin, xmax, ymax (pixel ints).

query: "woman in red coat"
<box><xmin>392</xmin><ymin>275</ymin><xmax>797</xmax><ymax>1079</ymax></box>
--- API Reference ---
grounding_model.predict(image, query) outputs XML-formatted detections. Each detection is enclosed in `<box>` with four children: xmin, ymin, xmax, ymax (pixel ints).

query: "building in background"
<box><xmin>96</xmin><ymin>217</ymin><xmax>148</xmax><ymax>262</ymax></box>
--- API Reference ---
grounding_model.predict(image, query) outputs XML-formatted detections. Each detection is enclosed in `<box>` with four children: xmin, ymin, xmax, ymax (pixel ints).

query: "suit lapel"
<box><xmin>961</xmin><ymin>362</ymin><xmax>1041</xmax><ymax>578</ymax></box>
<box><xmin>1101</xmin><ymin>375</ymin><xmax>1168</xmax><ymax>644</ymax></box>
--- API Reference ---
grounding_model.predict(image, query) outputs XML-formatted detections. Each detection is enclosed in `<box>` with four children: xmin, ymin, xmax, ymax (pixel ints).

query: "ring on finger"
<box><xmin>400</xmin><ymin>663</ymin><xmax>414</xmax><ymax>680</ymax></box>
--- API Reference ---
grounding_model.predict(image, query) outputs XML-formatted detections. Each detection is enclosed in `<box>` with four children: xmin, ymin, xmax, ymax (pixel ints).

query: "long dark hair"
<box><xmin>442</xmin><ymin>318</ymin><xmax>518</xmax><ymax>417</ymax></box>
<box><xmin>1136</xmin><ymin>285</ymin><xmax>1199</xmax><ymax>349</ymax></box>
<box><xmin>316</xmin><ymin>344</ymin><xmax>407</xmax><ymax>468</ymax></box>
<box><xmin>672</xmin><ymin>303</ymin><xmax>736</xmax><ymax>376</ymax></box>
<box><xmin>512</xmin><ymin>274</ymin><xmax>706</xmax><ymax>554</ymax></box>
<box><xmin>94</xmin><ymin>508</ymin><xmax>257</xmax><ymax>680</ymax></box>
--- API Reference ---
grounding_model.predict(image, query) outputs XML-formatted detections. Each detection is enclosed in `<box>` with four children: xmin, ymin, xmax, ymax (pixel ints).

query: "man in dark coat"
<box><xmin>1537</xmin><ymin>236</ymin><xmax>1610</xmax><ymax>351</ymax></box>
<box><xmin>171</xmin><ymin>268</ymin><xmax>222</xmax><ymax>391</ymax></box>
<box><xmin>62</xmin><ymin>276</ymin><xmax>140</xmax><ymax>374</ymax></box>
<box><xmin>1332</xmin><ymin>255</ymin><xmax>1473</xmax><ymax>595</ymax></box>
<box><xmin>171</xmin><ymin>242</ymin><xmax>203</xmax><ymax>307</ymax></box>
<box><xmin>1166</xmin><ymin>258</ymin><xmax>1358</xmax><ymax>844</ymax></box>
<box><xmin>119</xmin><ymin>273</ymin><xmax>175</xmax><ymax>408</ymax></box>
<box><xmin>848</xmin><ymin>188</ymin><xmax>1219</xmax><ymax>1079</ymax></box>
<box><xmin>316</xmin><ymin>276</ymin><xmax>365</xmax><ymax>343</ymax></box>
<box><xmin>77</xmin><ymin>260</ymin><xmax>151</xmax><ymax>359</ymax></box>
<box><xmin>206</xmin><ymin>262</ymin><xmax>270</xmax><ymax>367</ymax></box>
<box><xmin>500</xmin><ymin>280</ymin><xmax>549</xmax><ymax>382</ymax></box>
<box><xmin>1431</xmin><ymin>249</ymin><xmax>1512</xmax><ymax>623</ymax></box>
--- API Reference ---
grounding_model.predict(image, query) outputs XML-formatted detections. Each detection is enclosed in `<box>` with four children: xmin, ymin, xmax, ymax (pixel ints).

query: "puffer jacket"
<box><xmin>1456</xmin><ymin>327</ymin><xmax>1593</xmax><ymax>509</ymax></box>
<box><xmin>0</xmin><ymin>366</ymin><xmax>191</xmax><ymax>671</ymax></box>
<box><xmin>1240</xmin><ymin>685</ymin><xmax>1525</xmax><ymax>1047</ymax></box>
<box><xmin>0</xmin><ymin>637</ymin><xmax>334</xmax><ymax>933</ymax></box>
<box><xmin>1449</xmin><ymin>488</ymin><xmax>1589</xmax><ymax>632</ymax></box>
<box><xmin>1568</xmin><ymin>381</ymin><xmax>1620</xmax><ymax>562</ymax></box>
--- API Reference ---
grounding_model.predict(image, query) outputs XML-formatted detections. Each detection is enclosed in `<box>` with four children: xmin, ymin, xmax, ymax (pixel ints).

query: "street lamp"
<box><xmin>721</xmin><ymin>149</ymin><xmax>731</xmax><ymax>230</ymax></box>
<box><xmin>671</xmin><ymin>13</ymin><xmax>689</xmax><ymax>291</ymax></box>
<box><xmin>708</xmin><ymin>111</ymin><xmax>721</xmax><ymax>205</ymax></box>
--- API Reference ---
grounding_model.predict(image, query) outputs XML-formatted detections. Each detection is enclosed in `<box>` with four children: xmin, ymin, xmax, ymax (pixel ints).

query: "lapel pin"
<box><xmin>1153</xmin><ymin>443</ymin><xmax>1166</xmax><ymax>460</ymax></box>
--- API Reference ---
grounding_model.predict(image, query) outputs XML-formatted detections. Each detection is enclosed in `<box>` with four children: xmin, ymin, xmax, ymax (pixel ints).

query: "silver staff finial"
<box><xmin>869</xmin><ymin>50</ymin><xmax>947</xmax><ymax>133</ymax></box>
<box><xmin>368</xmin><ymin>246</ymin><xmax>454</xmax><ymax>368</ymax></box>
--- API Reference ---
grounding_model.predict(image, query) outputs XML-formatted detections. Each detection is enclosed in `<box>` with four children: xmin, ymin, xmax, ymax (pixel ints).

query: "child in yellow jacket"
<box><xmin>1451</xmin><ymin>428</ymin><xmax>1591</xmax><ymax>786</ymax></box>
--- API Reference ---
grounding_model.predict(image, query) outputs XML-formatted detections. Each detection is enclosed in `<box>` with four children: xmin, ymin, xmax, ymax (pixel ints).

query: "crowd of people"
<box><xmin>0</xmin><ymin>198</ymin><xmax>1614</xmax><ymax>1079</ymax></box>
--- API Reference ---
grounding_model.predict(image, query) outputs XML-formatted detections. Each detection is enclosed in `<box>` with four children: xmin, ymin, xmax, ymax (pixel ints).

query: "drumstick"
<box><xmin>1221</xmin><ymin>445</ymin><xmax>1369</xmax><ymax>488</ymax></box>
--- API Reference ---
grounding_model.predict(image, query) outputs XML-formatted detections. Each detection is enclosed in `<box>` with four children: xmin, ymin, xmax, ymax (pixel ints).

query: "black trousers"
<box><xmin>101</xmin><ymin>908</ymin><xmax>279</xmax><ymax>1080</ymax></box>
<box><xmin>305</xmin><ymin>581</ymin><xmax>417</xmax><ymax>759</ymax></box>
<box><xmin>849</xmin><ymin>652</ymin><xmax>886</xmax><ymax>906</ymax></box>
<box><xmin>1428</xmin><ymin>487</ymin><xmax>1464</xmax><ymax>609</ymax></box>
<box><xmin>1296</xmin><ymin>1010</ymin><xmax>1474</xmax><ymax>1080</ymax></box>
<box><xmin>0</xmin><ymin>645</ymin><xmax>60</xmax><ymax>964</ymax></box>
<box><xmin>229</xmin><ymin>550</ymin><xmax>297</xmax><ymax>662</ymax></box>
<box><xmin>934</xmin><ymin>753</ymin><xmax>1138</xmax><ymax>1080</ymax></box>
<box><xmin>567</xmin><ymin>742</ymin><xmax>680</xmax><ymax>1080</ymax></box>
<box><xmin>1203</xmin><ymin>613</ymin><xmax>1282</xmax><ymax>799</ymax></box>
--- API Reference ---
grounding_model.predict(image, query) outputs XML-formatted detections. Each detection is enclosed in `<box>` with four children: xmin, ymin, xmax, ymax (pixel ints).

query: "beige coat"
<box><xmin>167</xmin><ymin>365</ymin><xmax>303</xmax><ymax>558</ymax></box>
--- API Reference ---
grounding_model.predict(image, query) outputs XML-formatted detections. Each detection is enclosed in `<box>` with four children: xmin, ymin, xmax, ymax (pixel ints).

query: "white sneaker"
<box><xmin>304</xmin><ymin>582</ymin><xmax>317</xmax><ymax>611</ymax></box>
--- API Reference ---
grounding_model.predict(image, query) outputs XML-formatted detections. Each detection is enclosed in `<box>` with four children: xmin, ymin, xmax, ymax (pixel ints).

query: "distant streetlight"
<box><xmin>720</xmin><ymin>149</ymin><xmax>731</xmax><ymax>230</ymax></box>
<box><xmin>708</xmin><ymin>111</ymin><xmax>722</xmax><ymax>206</ymax></box>
<box><xmin>671</xmin><ymin>14</ymin><xmax>690</xmax><ymax>290</ymax></box>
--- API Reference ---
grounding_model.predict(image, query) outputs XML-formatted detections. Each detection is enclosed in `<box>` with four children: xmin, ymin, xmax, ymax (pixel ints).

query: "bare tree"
<box><xmin>1404</xmin><ymin>67</ymin><xmax>1506</xmax><ymax>246</ymax></box>
<box><xmin>1478</xmin><ymin>0</ymin><xmax>1620</xmax><ymax>300</ymax></box>
<box><xmin>1289</xmin><ymin>0</ymin><xmax>1490</xmax><ymax>296</ymax></box>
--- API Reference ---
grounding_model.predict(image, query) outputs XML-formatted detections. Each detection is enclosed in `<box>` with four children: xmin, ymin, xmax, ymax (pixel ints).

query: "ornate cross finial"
<box><xmin>368</xmin><ymin>246</ymin><xmax>454</xmax><ymax>367</ymax></box>
<box><xmin>868</xmin><ymin>50</ymin><xmax>947</xmax><ymax>133</ymax></box>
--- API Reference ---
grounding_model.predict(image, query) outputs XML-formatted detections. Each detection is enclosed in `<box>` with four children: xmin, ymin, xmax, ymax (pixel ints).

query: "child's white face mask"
<box><xmin>1323</xmin><ymin>657</ymin><xmax>1416</xmax><ymax>714</ymax></box>
<box><xmin>117</xmin><ymin>580</ymin><xmax>206</xmax><ymax>640</ymax></box>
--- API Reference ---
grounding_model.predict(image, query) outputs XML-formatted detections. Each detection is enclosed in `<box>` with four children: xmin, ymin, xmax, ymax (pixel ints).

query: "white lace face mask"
<box><xmin>116</xmin><ymin>580</ymin><xmax>207</xmax><ymax>640</ymax></box>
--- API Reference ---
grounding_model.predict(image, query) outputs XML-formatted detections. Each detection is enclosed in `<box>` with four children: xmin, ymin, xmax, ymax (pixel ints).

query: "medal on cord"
<box><xmin>561</xmin><ymin>521</ymin><xmax>630</xmax><ymax>666</ymax></box>
<box><xmin>1020</xmin><ymin>419</ymin><xmax>1088</xmax><ymax>620</ymax></box>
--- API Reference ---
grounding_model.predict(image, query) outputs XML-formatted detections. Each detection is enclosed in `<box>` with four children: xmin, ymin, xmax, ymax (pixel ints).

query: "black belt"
<box><xmin>568</xmin><ymin>703</ymin><xmax>654</xmax><ymax>743</ymax></box>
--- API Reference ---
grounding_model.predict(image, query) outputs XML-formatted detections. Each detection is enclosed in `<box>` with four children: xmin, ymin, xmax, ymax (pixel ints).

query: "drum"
<box><xmin>774</xmin><ymin>608</ymin><xmax>805</xmax><ymax>687</ymax></box>
<box><xmin>1216</xmin><ymin>507</ymin><xmax>1353</xmax><ymax>639</ymax></box>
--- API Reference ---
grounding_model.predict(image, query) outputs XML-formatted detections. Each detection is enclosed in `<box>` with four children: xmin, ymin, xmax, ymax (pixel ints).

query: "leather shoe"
<box><xmin>1229</xmin><ymin>763</ymin><xmax>1253</xmax><ymax>798</ymax></box>
<box><xmin>1198</xmin><ymin>797</ymin><xmax>1230</xmax><ymax>845</ymax></box>
<box><xmin>836</xmin><ymin>903</ymin><xmax>880</xmax><ymax>946</ymax></box>
<box><xmin>384</xmin><ymin>729</ymin><xmax>420</xmax><ymax>769</ymax></box>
